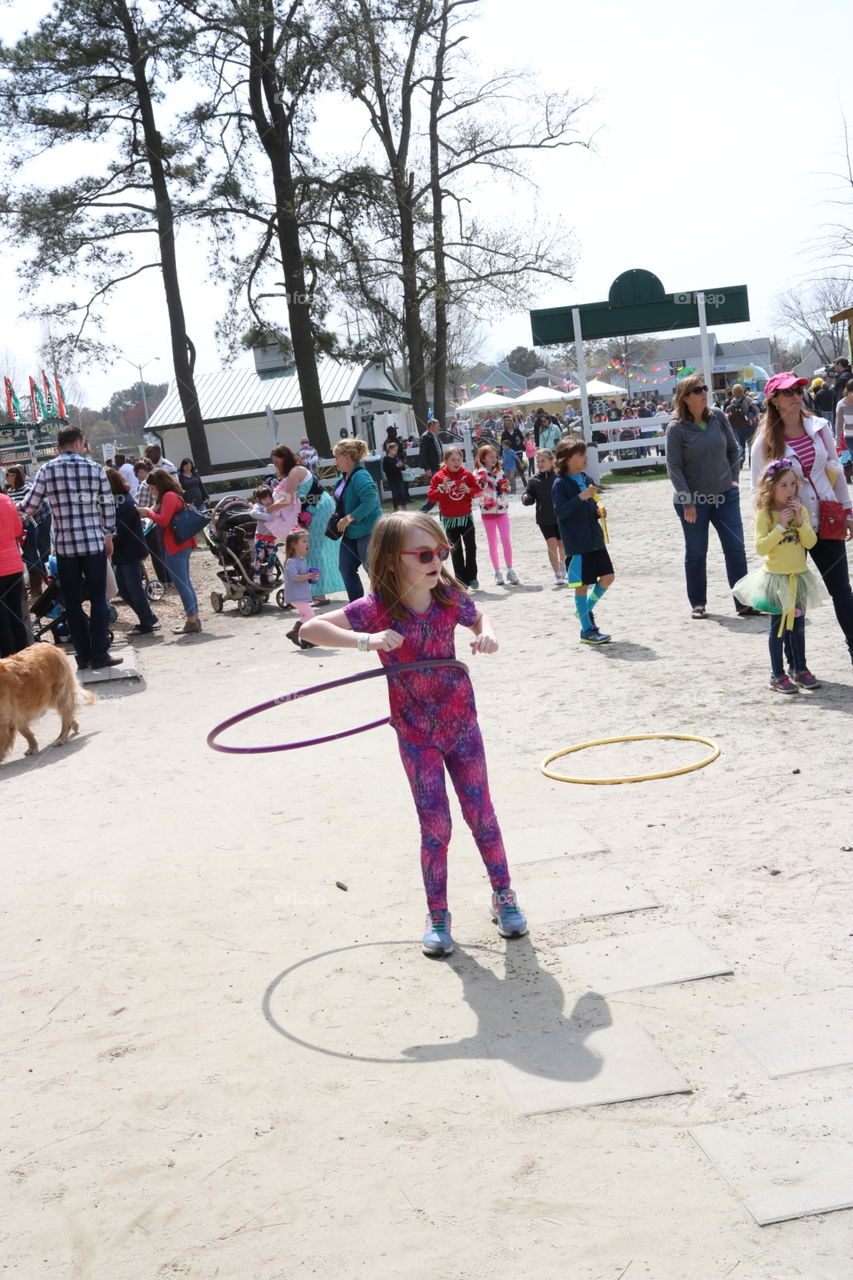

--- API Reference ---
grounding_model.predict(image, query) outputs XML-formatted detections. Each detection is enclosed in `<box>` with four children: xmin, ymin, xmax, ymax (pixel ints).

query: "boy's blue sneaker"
<box><xmin>422</xmin><ymin>909</ymin><xmax>454</xmax><ymax>958</ymax></box>
<box><xmin>580</xmin><ymin>628</ymin><xmax>611</xmax><ymax>644</ymax></box>
<box><xmin>491</xmin><ymin>889</ymin><xmax>528</xmax><ymax>939</ymax></box>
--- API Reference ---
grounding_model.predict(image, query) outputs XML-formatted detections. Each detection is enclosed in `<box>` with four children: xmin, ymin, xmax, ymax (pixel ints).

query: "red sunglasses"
<box><xmin>400</xmin><ymin>546</ymin><xmax>451</xmax><ymax>564</ymax></box>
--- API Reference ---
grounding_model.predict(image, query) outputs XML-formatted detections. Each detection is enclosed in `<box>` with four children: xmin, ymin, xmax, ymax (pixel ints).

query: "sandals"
<box><xmin>691</xmin><ymin>606</ymin><xmax>707</xmax><ymax>619</ymax></box>
<box><xmin>737</xmin><ymin>605</ymin><xmax>760</xmax><ymax>617</ymax></box>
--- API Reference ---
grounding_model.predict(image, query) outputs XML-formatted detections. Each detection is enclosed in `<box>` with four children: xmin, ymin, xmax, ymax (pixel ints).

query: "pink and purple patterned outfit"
<box><xmin>343</xmin><ymin>589</ymin><xmax>511</xmax><ymax>911</ymax></box>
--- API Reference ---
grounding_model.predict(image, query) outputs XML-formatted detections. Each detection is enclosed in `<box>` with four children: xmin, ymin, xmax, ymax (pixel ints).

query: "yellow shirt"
<box><xmin>754</xmin><ymin>506</ymin><xmax>817</xmax><ymax>573</ymax></box>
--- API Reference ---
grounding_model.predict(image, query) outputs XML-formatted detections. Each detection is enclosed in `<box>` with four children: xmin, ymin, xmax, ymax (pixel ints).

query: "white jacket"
<box><xmin>751</xmin><ymin>416</ymin><xmax>850</xmax><ymax>527</ymax></box>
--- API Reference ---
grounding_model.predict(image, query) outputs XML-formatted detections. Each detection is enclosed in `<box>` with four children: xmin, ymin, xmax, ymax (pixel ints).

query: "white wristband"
<box><xmin>356</xmin><ymin>633</ymin><xmax>371</xmax><ymax>652</ymax></box>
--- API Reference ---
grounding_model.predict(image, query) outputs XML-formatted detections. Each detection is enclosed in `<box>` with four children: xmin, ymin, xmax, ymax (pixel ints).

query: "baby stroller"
<box><xmin>204</xmin><ymin>497</ymin><xmax>286</xmax><ymax>616</ymax></box>
<box><xmin>30</xmin><ymin>566</ymin><xmax>116</xmax><ymax>647</ymax></box>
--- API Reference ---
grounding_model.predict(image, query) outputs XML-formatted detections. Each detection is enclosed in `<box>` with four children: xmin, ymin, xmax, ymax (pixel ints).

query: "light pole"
<box><xmin>118</xmin><ymin>355</ymin><xmax>159</xmax><ymax>424</ymax></box>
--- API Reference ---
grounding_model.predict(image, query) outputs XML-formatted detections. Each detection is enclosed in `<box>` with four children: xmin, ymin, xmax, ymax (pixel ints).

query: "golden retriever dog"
<box><xmin>0</xmin><ymin>644</ymin><xmax>95</xmax><ymax>763</ymax></box>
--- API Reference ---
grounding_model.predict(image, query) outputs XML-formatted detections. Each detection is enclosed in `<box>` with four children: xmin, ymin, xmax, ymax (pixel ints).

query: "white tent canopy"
<box><xmin>510</xmin><ymin>386</ymin><xmax>575</xmax><ymax>406</ymax></box>
<box><xmin>455</xmin><ymin>391</ymin><xmax>517</xmax><ymax>412</ymax></box>
<box><xmin>565</xmin><ymin>379</ymin><xmax>627</xmax><ymax>400</ymax></box>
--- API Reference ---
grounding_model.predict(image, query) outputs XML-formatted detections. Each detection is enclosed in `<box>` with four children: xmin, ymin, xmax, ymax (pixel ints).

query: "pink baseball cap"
<box><xmin>763</xmin><ymin>372</ymin><xmax>808</xmax><ymax>398</ymax></box>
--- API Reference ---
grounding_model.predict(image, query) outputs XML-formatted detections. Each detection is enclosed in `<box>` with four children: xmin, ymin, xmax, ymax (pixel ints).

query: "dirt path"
<box><xmin>5</xmin><ymin>477</ymin><xmax>853</xmax><ymax>1279</ymax></box>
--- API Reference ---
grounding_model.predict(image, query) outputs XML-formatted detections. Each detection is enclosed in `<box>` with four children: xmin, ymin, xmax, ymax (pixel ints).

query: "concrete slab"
<box><xmin>509</xmin><ymin>864</ymin><xmax>659</xmax><ymax>924</ymax></box>
<box><xmin>720</xmin><ymin>990</ymin><xmax>853</xmax><ymax>1077</ymax></box>
<box><xmin>79</xmin><ymin>646</ymin><xmax>140</xmax><ymax>684</ymax></box>
<box><xmin>557</xmin><ymin>925</ymin><xmax>733</xmax><ymax>993</ymax></box>
<box><xmin>690</xmin><ymin>1098</ymin><xmax>853</xmax><ymax>1225</ymax></box>
<box><xmin>488</xmin><ymin>1020</ymin><xmax>692</xmax><ymax>1116</ymax></box>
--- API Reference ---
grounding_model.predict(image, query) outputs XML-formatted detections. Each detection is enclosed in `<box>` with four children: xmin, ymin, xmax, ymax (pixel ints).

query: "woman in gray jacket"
<box><xmin>665</xmin><ymin>374</ymin><xmax>753</xmax><ymax>619</ymax></box>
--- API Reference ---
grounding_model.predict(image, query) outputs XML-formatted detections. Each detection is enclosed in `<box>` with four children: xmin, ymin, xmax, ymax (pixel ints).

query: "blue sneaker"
<box><xmin>422</xmin><ymin>909</ymin><xmax>454</xmax><ymax>957</ymax></box>
<box><xmin>491</xmin><ymin>889</ymin><xmax>528</xmax><ymax>939</ymax></box>
<box><xmin>469</xmin><ymin>578</ymin><xmax>479</xmax><ymax>590</ymax></box>
<box><xmin>580</xmin><ymin>628</ymin><xmax>611</xmax><ymax>644</ymax></box>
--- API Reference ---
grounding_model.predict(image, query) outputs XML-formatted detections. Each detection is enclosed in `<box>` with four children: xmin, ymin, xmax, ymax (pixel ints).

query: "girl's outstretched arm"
<box><xmin>468</xmin><ymin>609</ymin><xmax>498</xmax><ymax>654</ymax></box>
<box><xmin>300</xmin><ymin>609</ymin><xmax>403</xmax><ymax>651</ymax></box>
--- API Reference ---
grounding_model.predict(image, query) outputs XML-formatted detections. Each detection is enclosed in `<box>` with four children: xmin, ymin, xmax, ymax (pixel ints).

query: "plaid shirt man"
<box><xmin>23</xmin><ymin>451</ymin><xmax>115</xmax><ymax>555</ymax></box>
<box><xmin>135</xmin><ymin>478</ymin><xmax>154</xmax><ymax>510</ymax></box>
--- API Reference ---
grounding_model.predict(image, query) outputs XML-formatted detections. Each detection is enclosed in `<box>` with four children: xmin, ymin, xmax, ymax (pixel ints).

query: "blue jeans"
<box><xmin>114</xmin><ymin>560</ymin><xmax>158</xmax><ymax>630</ymax></box>
<box><xmin>57</xmin><ymin>550</ymin><xmax>110</xmax><ymax>667</ymax></box>
<box><xmin>339</xmin><ymin>534</ymin><xmax>372</xmax><ymax>601</ymax></box>
<box><xmin>164</xmin><ymin>547</ymin><xmax>198</xmax><ymax>616</ymax></box>
<box><xmin>769</xmin><ymin>613</ymin><xmax>806</xmax><ymax>678</ymax></box>
<box><xmin>674</xmin><ymin>488</ymin><xmax>749</xmax><ymax>612</ymax></box>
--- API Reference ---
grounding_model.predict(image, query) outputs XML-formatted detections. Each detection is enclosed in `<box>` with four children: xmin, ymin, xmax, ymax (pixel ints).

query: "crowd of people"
<box><xmin>3</xmin><ymin>364</ymin><xmax>853</xmax><ymax>952</ymax></box>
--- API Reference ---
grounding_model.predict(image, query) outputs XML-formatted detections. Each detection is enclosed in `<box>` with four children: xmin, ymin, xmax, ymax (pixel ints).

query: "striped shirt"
<box><xmin>786</xmin><ymin>434</ymin><xmax>816</xmax><ymax>478</ymax></box>
<box><xmin>23</xmin><ymin>451</ymin><xmax>115</xmax><ymax>556</ymax></box>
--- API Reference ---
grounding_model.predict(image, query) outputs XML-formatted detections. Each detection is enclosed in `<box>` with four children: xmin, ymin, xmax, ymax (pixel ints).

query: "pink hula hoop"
<box><xmin>206</xmin><ymin>659</ymin><xmax>468</xmax><ymax>755</ymax></box>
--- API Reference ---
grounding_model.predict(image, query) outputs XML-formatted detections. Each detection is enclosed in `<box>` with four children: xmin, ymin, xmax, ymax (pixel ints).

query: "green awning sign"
<box><xmin>530</xmin><ymin>269</ymin><xmax>750</xmax><ymax>345</ymax></box>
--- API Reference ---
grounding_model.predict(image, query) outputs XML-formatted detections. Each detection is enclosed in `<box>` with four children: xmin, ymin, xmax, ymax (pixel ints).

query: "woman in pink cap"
<box><xmin>751</xmin><ymin>372</ymin><xmax>853</xmax><ymax>660</ymax></box>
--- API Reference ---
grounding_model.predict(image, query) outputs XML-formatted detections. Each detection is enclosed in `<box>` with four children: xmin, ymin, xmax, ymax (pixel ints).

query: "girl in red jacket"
<box><xmin>426</xmin><ymin>446</ymin><xmax>480</xmax><ymax>589</ymax></box>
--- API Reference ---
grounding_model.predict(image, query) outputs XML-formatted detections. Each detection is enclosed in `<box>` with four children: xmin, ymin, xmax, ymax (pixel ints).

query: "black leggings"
<box><xmin>0</xmin><ymin>572</ymin><xmax>28</xmax><ymax>658</ymax></box>
<box><xmin>443</xmin><ymin>516</ymin><xmax>478</xmax><ymax>586</ymax></box>
<box><xmin>809</xmin><ymin>537</ymin><xmax>853</xmax><ymax>656</ymax></box>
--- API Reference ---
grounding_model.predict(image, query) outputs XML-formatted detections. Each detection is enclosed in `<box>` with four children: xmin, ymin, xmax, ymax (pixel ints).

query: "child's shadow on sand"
<box><xmin>401</xmin><ymin>936</ymin><xmax>610</xmax><ymax>1082</ymax></box>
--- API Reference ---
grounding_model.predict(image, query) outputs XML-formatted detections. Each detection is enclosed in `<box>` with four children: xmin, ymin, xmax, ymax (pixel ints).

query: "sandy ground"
<box><xmin>4</xmin><ymin>475</ymin><xmax>853</xmax><ymax>1280</ymax></box>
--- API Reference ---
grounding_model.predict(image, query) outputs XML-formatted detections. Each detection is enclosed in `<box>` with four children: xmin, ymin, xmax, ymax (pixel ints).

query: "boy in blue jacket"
<box><xmin>552</xmin><ymin>440</ymin><xmax>615</xmax><ymax>644</ymax></box>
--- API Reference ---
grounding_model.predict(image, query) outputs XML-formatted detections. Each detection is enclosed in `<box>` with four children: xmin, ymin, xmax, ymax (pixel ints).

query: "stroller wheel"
<box><xmin>275</xmin><ymin>588</ymin><xmax>288</xmax><ymax>610</ymax></box>
<box><xmin>147</xmin><ymin>580</ymin><xmax>166</xmax><ymax>602</ymax></box>
<box><xmin>251</xmin><ymin>595</ymin><xmax>263</xmax><ymax>615</ymax></box>
<box><xmin>237</xmin><ymin>594</ymin><xmax>255</xmax><ymax>617</ymax></box>
<box><xmin>210</xmin><ymin>591</ymin><xmax>224</xmax><ymax>613</ymax></box>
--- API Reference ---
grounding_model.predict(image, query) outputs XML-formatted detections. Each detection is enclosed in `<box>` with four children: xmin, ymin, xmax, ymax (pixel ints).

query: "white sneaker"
<box><xmin>494</xmin><ymin>569</ymin><xmax>505</xmax><ymax>586</ymax></box>
<box><xmin>506</xmin><ymin>567</ymin><xmax>519</xmax><ymax>584</ymax></box>
<box><xmin>554</xmin><ymin>571</ymin><xmax>565</xmax><ymax>584</ymax></box>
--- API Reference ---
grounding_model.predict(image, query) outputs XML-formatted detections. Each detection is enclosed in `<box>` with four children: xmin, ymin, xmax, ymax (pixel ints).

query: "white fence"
<box><xmin>595</xmin><ymin>414</ymin><xmax>668</xmax><ymax>472</ymax></box>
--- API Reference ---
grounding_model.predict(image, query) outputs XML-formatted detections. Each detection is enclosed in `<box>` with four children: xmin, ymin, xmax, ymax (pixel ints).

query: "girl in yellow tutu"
<box><xmin>734</xmin><ymin>460</ymin><xmax>827</xmax><ymax>693</ymax></box>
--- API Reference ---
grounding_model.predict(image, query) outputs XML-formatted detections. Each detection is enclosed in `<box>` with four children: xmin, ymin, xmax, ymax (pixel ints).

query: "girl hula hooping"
<box><xmin>426</xmin><ymin>445</ymin><xmax>480</xmax><ymax>589</ymax></box>
<box><xmin>733</xmin><ymin>460</ymin><xmax>827</xmax><ymax>694</ymax></box>
<box><xmin>300</xmin><ymin>512</ymin><xmax>527</xmax><ymax>958</ymax></box>
<box><xmin>474</xmin><ymin>443</ymin><xmax>518</xmax><ymax>586</ymax></box>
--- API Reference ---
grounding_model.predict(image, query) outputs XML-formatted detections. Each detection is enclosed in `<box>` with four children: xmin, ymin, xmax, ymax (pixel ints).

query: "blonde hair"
<box><xmin>443</xmin><ymin>445</ymin><xmax>463</xmax><ymax>463</ymax></box>
<box><xmin>673</xmin><ymin>374</ymin><xmax>711</xmax><ymax>424</ymax></box>
<box><xmin>755</xmin><ymin>461</ymin><xmax>797</xmax><ymax>511</ymax></box>
<box><xmin>366</xmin><ymin>512</ymin><xmax>464</xmax><ymax>621</ymax></box>
<box><xmin>333</xmin><ymin>437</ymin><xmax>369</xmax><ymax>464</ymax></box>
<box><xmin>731</xmin><ymin>383</ymin><xmax>744</xmax><ymax>397</ymax></box>
<box><xmin>535</xmin><ymin>448</ymin><xmax>554</xmax><ymax>464</ymax></box>
<box><xmin>284</xmin><ymin>529</ymin><xmax>308</xmax><ymax>560</ymax></box>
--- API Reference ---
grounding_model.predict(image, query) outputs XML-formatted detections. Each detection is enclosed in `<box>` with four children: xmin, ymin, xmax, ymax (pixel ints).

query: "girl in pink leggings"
<box><xmin>300</xmin><ymin>512</ymin><xmax>527</xmax><ymax>958</ymax></box>
<box><xmin>474</xmin><ymin>443</ymin><xmax>519</xmax><ymax>585</ymax></box>
<box><xmin>283</xmin><ymin>530</ymin><xmax>318</xmax><ymax>649</ymax></box>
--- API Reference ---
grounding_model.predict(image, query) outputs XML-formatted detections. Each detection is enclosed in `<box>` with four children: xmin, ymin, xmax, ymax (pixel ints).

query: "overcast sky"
<box><xmin>1</xmin><ymin>0</ymin><xmax>851</xmax><ymax>410</ymax></box>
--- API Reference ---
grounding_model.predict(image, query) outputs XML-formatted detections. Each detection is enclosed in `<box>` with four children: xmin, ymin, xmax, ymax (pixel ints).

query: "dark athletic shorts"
<box><xmin>539</xmin><ymin>522</ymin><xmax>560</xmax><ymax>542</ymax></box>
<box><xmin>566</xmin><ymin>547</ymin><xmax>614</xmax><ymax>586</ymax></box>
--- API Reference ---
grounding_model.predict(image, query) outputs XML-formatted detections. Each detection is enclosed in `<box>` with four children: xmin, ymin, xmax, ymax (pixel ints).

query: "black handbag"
<box><xmin>324</xmin><ymin>510</ymin><xmax>344</xmax><ymax>540</ymax></box>
<box><xmin>324</xmin><ymin>476</ymin><xmax>348</xmax><ymax>540</ymax></box>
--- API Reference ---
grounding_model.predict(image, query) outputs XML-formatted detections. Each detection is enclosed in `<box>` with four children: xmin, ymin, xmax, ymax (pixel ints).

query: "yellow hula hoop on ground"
<box><xmin>540</xmin><ymin>733</ymin><xmax>720</xmax><ymax>785</ymax></box>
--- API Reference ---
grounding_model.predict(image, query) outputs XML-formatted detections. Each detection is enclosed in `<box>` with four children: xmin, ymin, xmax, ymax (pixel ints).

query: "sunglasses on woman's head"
<box><xmin>400</xmin><ymin>546</ymin><xmax>451</xmax><ymax>564</ymax></box>
<box><xmin>778</xmin><ymin>387</ymin><xmax>804</xmax><ymax>398</ymax></box>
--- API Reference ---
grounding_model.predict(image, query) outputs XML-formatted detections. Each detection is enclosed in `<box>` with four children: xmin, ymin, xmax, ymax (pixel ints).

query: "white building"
<box><xmin>145</xmin><ymin>356</ymin><xmax>414</xmax><ymax>477</ymax></box>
